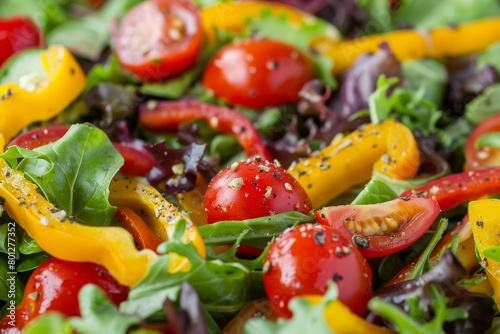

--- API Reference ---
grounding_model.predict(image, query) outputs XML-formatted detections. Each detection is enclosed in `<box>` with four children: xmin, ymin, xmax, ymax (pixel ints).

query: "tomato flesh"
<box><xmin>263</xmin><ymin>224</ymin><xmax>372</xmax><ymax>318</ymax></box>
<box><xmin>0</xmin><ymin>16</ymin><xmax>43</xmax><ymax>66</ymax></box>
<box><xmin>114</xmin><ymin>0</ymin><xmax>203</xmax><ymax>81</ymax></box>
<box><xmin>316</xmin><ymin>197</ymin><xmax>440</xmax><ymax>258</ymax></box>
<box><xmin>202</xmin><ymin>39</ymin><xmax>315</xmax><ymax>108</ymax></box>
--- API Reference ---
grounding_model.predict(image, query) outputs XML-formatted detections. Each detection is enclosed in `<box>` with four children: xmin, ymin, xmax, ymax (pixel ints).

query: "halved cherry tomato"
<box><xmin>399</xmin><ymin>167</ymin><xmax>500</xmax><ymax>211</ymax></box>
<box><xmin>113</xmin><ymin>0</ymin><xmax>203</xmax><ymax>81</ymax></box>
<box><xmin>263</xmin><ymin>224</ymin><xmax>372</xmax><ymax>318</ymax></box>
<box><xmin>0</xmin><ymin>17</ymin><xmax>43</xmax><ymax>66</ymax></box>
<box><xmin>464</xmin><ymin>113</ymin><xmax>500</xmax><ymax>171</ymax></box>
<box><xmin>202</xmin><ymin>39</ymin><xmax>315</xmax><ymax>108</ymax></box>
<box><xmin>316</xmin><ymin>197</ymin><xmax>440</xmax><ymax>258</ymax></box>
<box><xmin>115</xmin><ymin>206</ymin><xmax>163</xmax><ymax>252</ymax></box>
<box><xmin>0</xmin><ymin>257</ymin><xmax>128</xmax><ymax>330</ymax></box>
<box><xmin>7</xmin><ymin>126</ymin><xmax>155</xmax><ymax>177</ymax></box>
<box><xmin>204</xmin><ymin>157</ymin><xmax>312</xmax><ymax>223</ymax></box>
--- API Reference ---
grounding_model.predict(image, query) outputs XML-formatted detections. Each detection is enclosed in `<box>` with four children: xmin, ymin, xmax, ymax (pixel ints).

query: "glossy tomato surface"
<box><xmin>263</xmin><ymin>224</ymin><xmax>372</xmax><ymax>318</ymax></box>
<box><xmin>7</xmin><ymin>126</ymin><xmax>70</xmax><ymax>149</ymax></box>
<box><xmin>204</xmin><ymin>157</ymin><xmax>312</xmax><ymax>223</ymax></box>
<box><xmin>0</xmin><ymin>16</ymin><xmax>42</xmax><ymax>66</ymax></box>
<box><xmin>464</xmin><ymin>113</ymin><xmax>500</xmax><ymax>171</ymax></box>
<box><xmin>114</xmin><ymin>0</ymin><xmax>203</xmax><ymax>81</ymax></box>
<box><xmin>203</xmin><ymin>39</ymin><xmax>315</xmax><ymax>108</ymax></box>
<box><xmin>21</xmin><ymin>258</ymin><xmax>128</xmax><ymax>320</ymax></box>
<box><xmin>316</xmin><ymin>197</ymin><xmax>440</xmax><ymax>258</ymax></box>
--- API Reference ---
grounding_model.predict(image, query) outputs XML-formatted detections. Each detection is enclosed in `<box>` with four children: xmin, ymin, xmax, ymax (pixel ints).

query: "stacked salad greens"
<box><xmin>2</xmin><ymin>0</ymin><xmax>500</xmax><ymax>333</ymax></box>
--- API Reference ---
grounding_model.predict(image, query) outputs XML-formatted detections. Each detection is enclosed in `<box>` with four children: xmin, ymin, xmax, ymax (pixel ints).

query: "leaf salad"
<box><xmin>1</xmin><ymin>0</ymin><xmax>500</xmax><ymax>333</ymax></box>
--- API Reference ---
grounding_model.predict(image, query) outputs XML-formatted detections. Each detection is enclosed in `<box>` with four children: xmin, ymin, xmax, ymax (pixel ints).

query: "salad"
<box><xmin>1</xmin><ymin>0</ymin><xmax>500</xmax><ymax>333</ymax></box>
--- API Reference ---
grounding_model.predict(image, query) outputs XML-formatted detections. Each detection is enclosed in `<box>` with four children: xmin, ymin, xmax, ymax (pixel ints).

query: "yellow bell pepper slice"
<box><xmin>109</xmin><ymin>177</ymin><xmax>206</xmax><ymax>272</ymax></box>
<box><xmin>0</xmin><ymin>45</ymin><xmax>86</xmax><ymax>142</ymax></box>
<box><xmin>288</xmin><ymin>120</ymin><xmax>420</xmax><ymax>209</ymax></box>
<box><xmin>305</xmin><ymin>296</ymin><xmax>393</xmax><ymax>334</ymax></box>
<box><xmin>201</xmin><ymin>1</ymin><xmax>340</xmax><ymax>43</ymax></box>
<box><xmin>469</xmin><ymin>199</ymin><xmax>500</xmax><ymax>307</ymax></box>
<box><xmin>314</xmin><ymin>17</ymin><xmax>500</xmax><ymax>74</ymax></box>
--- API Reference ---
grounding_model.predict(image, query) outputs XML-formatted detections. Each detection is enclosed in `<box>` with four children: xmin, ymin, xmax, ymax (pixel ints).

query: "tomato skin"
<box><xmin>204</xmin><ymin>157</ymin><xmax>312</xmax><ymax>223</ymax></box>
<box><xmin>316</xmin><ymin>197</ymin><xmax>440</xmax><ymax>258</ymax></box>
<box><xmin>263</xmin><ymin>224</ymin><xmax>372</xmax><ymax>318</ymax></box>
<box><xmin>0</xmin><ymin>16</ymin><xmax>43</xmax><ymax>66</ymax></box>
<box><xmin>464</xmin><ymin>113</ymin><xmax>500</xmax><ymax>171</ymax></box>
<box><xmin>7</xmin><ymin>126</ymin><xmax>70</xmax><ymax>149</ymax></box>
<box><xmin>114</xmin><ymin>0</ymin><xmax>203</xmax><ymax>81</ymax></box>
<box><xmin>2</xmin><ymin>257</ymin><xmax>128</xmax><ymax>329</ymax></box>
<box><xmin>202</xmin><ymin>39</ymin><xmax>315</xmax><ymax>108</ymax></box>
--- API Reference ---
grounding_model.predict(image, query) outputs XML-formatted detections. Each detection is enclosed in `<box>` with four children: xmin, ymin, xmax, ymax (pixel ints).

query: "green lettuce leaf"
<box><xmin>351</xmin><ymin>179</ymin><xmax>398</xmax><ymax>205</ymax></box>
<box><xmin>464</xmin><ymin>83</ymin><xmax>500</xmax><ymax>124</ymax></box>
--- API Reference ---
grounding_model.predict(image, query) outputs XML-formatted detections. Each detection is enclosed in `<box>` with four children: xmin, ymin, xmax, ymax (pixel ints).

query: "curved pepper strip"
<box><xmin>201</xmin><ymin>1</ymin><xmax>339</xmax><ymax>43</ymax></box>
<box><xmin>304</xmin><ymin>296</ymin><xmax>393</xmax><ymax>334</ymax></box>
<box><xmin>115</xmin><ymin>206</ymin><xmax>163</xmax><ymax>252</ymax></box>
<box><xmin>469</xmin><ymin>199</ymin><xmax>500</xmax><ymax>308</ymax></box>
<box><xmin>139</xmin><ymin>100</ymin><xmax>273</xmax><ymax>162</ymax></box>
<box><xmin>288</xmin><ymin>120</ymin><xmax>420</xmax><ymax>209</ymax></box>
<box><xmin>0</xmin><ymin>158</ymin><xmax>155</xmax><ymax>287</ymax></box>
<box><xmin>400</xmin><ymin>167</ymin><xmax>500</xmax><ymax>211</ymax></box>
<box><xmin>314</xmin><ymin>17</ymin><xmax>500</xmax><ymax>74</ymax></box>
<box><xmin>0</xmin><ymin>45</ymin><xmax>86</xmax><ymax>141</ymax></box>
<box><xmin>109</xmin><ymin>177</ymin><xmax>206</xmax><ymax>273</ymax></box>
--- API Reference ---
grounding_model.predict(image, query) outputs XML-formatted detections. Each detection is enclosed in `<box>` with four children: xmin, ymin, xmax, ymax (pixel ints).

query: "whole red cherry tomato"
<box><xmin>0</xmin><ymin>257</ymin><xmax>128</xmax><ymax>330</ymax></box>
<box><xmin>203</xmin><ymin>39</ymin><xmax>315</xmax><ymax>108</ymax></box>
<box><xmin>0</xmin><ymin>16</ymin><xmax>43</xmax><ymax>66</ymax></box>
<box><xmin>204</xmin><ymin>157</ymin><xmax>312</xmax><ymax>223</ymax></box>
<box><xmin>263</xmin><ymin>224</ymin><xmax>372</xmax><ymax>318</ymax></box>
<box><xmin>113</xmin><ymin>0</ymin><xmax>203</xmax><ymax>81</ymax></box>
<box><xmin>316</xmin><ymin>197</ymin><xmax>440</xmax><ymax>258</ymax></box>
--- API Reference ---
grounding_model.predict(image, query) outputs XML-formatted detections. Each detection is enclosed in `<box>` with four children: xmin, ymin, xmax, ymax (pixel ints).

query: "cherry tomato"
<box><xmin>263</xmin><ymin>224</ymin><xmax>372</xmax><ymax>318</ymax></box>
<box><xmin>202</xmin><ymin>39</ymin><xmax>315</xmax><ymax>108</ymax></box>
<box><xmin>316</xmin><ymin>197</ymin><xmax>440</xmax><ymax>258</ymax></box>
<box><xmin>114</xmin><ymin>0</ymin><xmax>203</xmax><ymax>81</ymax></box>
<box><xmin>0</xmin><ymin>257</ymin><xmax>128</xmax><ymax>330</ymax></box>
<box><xmin>204</xmin><ymin>157</ymin><xmax>312</xmax><ymax>223</ymax></box>
<box><xmin>0</xmin><ymin>16</ymin><xmax>43</xmax><ymax>66</ymax></box>
<box><xmin>7</xmin><ymin>126</ymin><xmax>155</xmax><ymax>177</ymax></box>
<box><xmin>464</xmin><ymin>113</ymin><xmax>500</xmax><ymax>171</ymax></box>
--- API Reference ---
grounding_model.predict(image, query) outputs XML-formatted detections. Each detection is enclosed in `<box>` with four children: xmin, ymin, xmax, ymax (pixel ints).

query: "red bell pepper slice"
<box><xmin>399</xmin><ymin>167</ymin><xmax>500</xmax><ymax>211</ymax></box>
<box><xmin>139</xmin><ymin>100</ymin><xmax>274</xmax><ymax>162</ymax></box>
<box><xmin>115</xmin><ymin>206</ymin><xmax>163</xmax><ymax>252</ymax></box>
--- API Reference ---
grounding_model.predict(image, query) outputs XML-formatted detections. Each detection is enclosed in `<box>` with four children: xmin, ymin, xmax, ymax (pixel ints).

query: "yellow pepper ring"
<box><xmin>0</xmin><ymin>159</ymin><xmax>155</xmax><ymax>287</ymax></box>
<box><xmin>109</xmin><ymin>178</ymin><xmax>206</xmax><ymax>273</ymax></box>
<box><xmin>0</xmin><ymin>45</ymin><xmax>86</xmax><ymax>142</ymax></box>
<box><xmin>288</xmin><ymin>120</ymin><xmax>420</xmax><ymax>209</ymax></box>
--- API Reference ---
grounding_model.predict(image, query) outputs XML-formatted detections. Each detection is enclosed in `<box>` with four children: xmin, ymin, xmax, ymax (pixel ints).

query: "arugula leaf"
<box><xmin>247</xmin><ymin>10</ymin><xmax>338</xmax><ymax>89</ymax></box>
<box><xmin>402</xmin><ymin>59</ymin><xmax>448</xmax><ymax>106</ymax></box>
<box><xmin>369</xmin><ymin>285</ymin><xmax>467</xmax><ymax>334</ymax></box>
<box><xmin>47</xmin><ymin>0</ymin><xmax>142</xmax><ymax>60</ymax></box>
<box><xmin>477</xmin><ymin>42</ymin><xmax>500</xmax><ymax>73</ymax></box>
<box><xmin>16</xmin><ymin>252</ymin><xmax>51</xmax><ymax>273</ymax></box>
<box><xmin>0</xmin><ymin>257</ymin><xmax>24</xmax><ymax>307</ymax></box>
<box><xmin>244</xmin><ymin>282</ymin><xmax>338</xmax><ymax>333</ymax></box>
<box><xmin>23</xmin><ymin>312</ymin><xmax>73</xmax><ymax>334</ymax></box>
<box><xmin>351</xmin><ymin>179</ymin><xmax>398</xmax><ymax>205</ymax></box>
<box><xmin>3</xmin><ymin>124</ymin><xmax>123</xmax><ymax>226</ymax></box>
<box><xmin>70</xmin><ymin>284</ymin><xmax>140</xmax><ymax>334</ymax></box>
<box><xmin>86</xmin><ymin>55</ymin><xmax>140</xmax><ymax>90</ymax></box>
<box><xmin>198</xmin><ymin>211</ymin><xmax>314</xmax><ymax>249</ymax></box>
<box><xmin>121</xmin><ymin>220</ymin><xmax>252</xmax><ymax>317</ymax></box>
<box><xmin>18</xmin><ymin>234</ymin><xmax>42</xmax><ymax>255</ymax></box>
<box><xmin>465</xmin><ymin>83</ymin><xmax>500</xmax><ymax>124</ymax></box>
